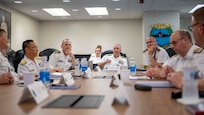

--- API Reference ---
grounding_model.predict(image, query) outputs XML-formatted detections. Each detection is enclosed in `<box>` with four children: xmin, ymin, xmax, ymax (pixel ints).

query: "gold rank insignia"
<box><xmin>20</xmin><ymin>60</ymin><xmax>27</xmax><ymax>65</ymax></box>
<box><xmin>143</xmin><ymin>49</ymin><xmax>147</xmax><ymax>53</ymax></box>
<box><xmin>171</xmin><ymin>54</ymin><xmax>178</xmax><ymax>58</ymax></box>
<box><xmin>54</xmin><ymin>50</ymin><xmax>60</xmax><ymax>54</ymax></box>
<box><xmin>35</xmin><ymin>56</ymin><xmax>41</xmax><ymax>60</ymax></box>
<box><xmin>29</xmin><ymin>69</ymin><xmax>35</xmax><ymax>72</ymax></box>
<box><xmin>193</xmin><ymin>48</ymin><xmax>203</xmax><ymax>54</ymax></box>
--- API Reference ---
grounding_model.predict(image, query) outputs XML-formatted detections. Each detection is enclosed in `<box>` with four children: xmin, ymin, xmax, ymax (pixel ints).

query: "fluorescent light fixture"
<box><xmin>112</xmin><ymin>0</ymin><xmax>120</xmax><ymax>1</ymax></box>
<box><xmin>32</xmin><ymin>10</ymin><xmax>38</xmax><ymax>13</ymax></box>
<box><xmin>43</xmin><ymin>8</ymin><xmax>70</xmax><ymax>16</ymax></box>
<box><xmin>63</xmin><ymin>0</ymin><xmax>70</xmax><ymax>2</ymax></box>
<box><xmin>85</xmin><ymin>7</ymin><xmax>108</xmax><ymax>15</ymax></box>
<box><xmin>14</xmin><ymin>1</ymin><xmax>22</xmax><ymax>3</ymax></box>
<box><xmin>189</xmin><ymin>4</ymin><xmax>204</xmax><ymax>13</ymax></box>
<box><xmin>115</xmin><ymin>8</ymin><xmax>121</xmax><ymax>11</ymax></box>
<box><xmin>72</xmin><ymin>9</ymin><xmax>79</xmax><ymax>12</ymax></box>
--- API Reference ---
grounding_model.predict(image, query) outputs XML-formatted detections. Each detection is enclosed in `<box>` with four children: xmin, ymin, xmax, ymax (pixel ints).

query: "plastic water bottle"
<box><xmin>178</xmin><ymin>56</ymin><xmax>199</xmax><ymax>104</ymax></box>
<box><xmin>75</xmin><ymin>58</ymin><xmax>80</xmax><ymax>75</ymax></box>
<box><xmin>182</xmin><ymin>58</ymin><xmax>198</xmax><ymax>97</ymax></box>
<box><xmin>39</xmin><ymin>56</ymin><xmax>50</xmax><ymax>89</ymax></box>
<box><xmin>81</xmin><ymin>58</ymin><xmax>88</xmax><ymax>73</ymax></box>
<box><xmin>129</xmin><ymin>58</ymin><xmax>136</xmax><ymax>75</ymax></box>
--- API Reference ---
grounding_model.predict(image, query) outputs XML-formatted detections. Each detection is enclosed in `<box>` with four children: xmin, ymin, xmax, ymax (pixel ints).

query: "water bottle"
<box><xmin>81</xmin><ymin>58</ymin><xmax>88</xmax><ymax>73</ymax></box>
<box><xmin>39</xmin><ymin>56</ymin><xmax>50</xmax><ymax>89</ymax></box>
<box><xmin>75</xmin><ymin>58</ymin><xmax>80</xmax><ymax>75</ymax></box>
<box><xmin>181</xmin><ymin>57</ymin><xmax>199</xmax><ymax>101</ymax></box>
<box><xmin>129</xmin><ymin>58</ymin><xmax>136</xmax><ymax>75</ymax></box>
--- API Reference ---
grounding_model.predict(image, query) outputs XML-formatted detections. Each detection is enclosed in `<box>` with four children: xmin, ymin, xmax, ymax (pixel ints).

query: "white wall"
<box><xmin>39</xmin><ymin>20</ymin><xmax>143</xmax><ymax>66</ymax></box>
<box><xmin>0</xmin><ymin>5</ymin><xmax>193</xmax><ymax>67</ymax></box>
<box><xmin>0</xmin><ymin>4</ymin><xmax>40</xmax><ymax>51</ymax></box>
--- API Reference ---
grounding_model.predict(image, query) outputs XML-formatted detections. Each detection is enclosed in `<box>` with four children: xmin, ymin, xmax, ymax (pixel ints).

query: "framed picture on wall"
<box><xmin>0</xmin><ymin>8</ymin><xmax>11</xmax><ymax>46</ymax></box>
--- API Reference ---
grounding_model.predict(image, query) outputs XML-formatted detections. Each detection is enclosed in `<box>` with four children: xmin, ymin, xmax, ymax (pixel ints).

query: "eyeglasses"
<box><xmin>170</xmin><ymin>37</ymin><xmax>185</xmax><ymax>46</ymax></box>
<box><xmin>188</xmin><ymin>23</ymin><xmax>204</xmax><ymax>32</ymax></box>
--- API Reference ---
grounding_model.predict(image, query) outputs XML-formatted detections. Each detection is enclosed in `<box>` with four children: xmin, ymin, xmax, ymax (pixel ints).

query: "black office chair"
<box><xmin>166</xmin><ymin>47</ymin><xmax>176</xmax><ymax>57</ymax></box>
<box><xmin>13</xmin><ymin>49</ymin><xmax>24</xmax><ymax>72</ymax></box>
<box><xmin>39</xmin><ymin>48</ymin><xmax>60</xmax><ymax>61</ymax></box>
<box><xmin>7</xmin><ymin>49</ymin><xmax>16</xmax><ymax>67</ymax></box>
<box><xmin>74</xmin><ymin>54</ymin><xmax>91</xmax><ymax>62</ymax></box>
<box><xmin>101</xmin><ymin>50</ymin><xmax>126</xmax><ymax>58</ymax></box>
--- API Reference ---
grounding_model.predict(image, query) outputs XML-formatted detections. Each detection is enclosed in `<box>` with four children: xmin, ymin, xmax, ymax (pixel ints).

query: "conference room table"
<box><xmin>0</xmin><ymin>71</ymin><xmax>191</xmax><ymax>115</ymax></box>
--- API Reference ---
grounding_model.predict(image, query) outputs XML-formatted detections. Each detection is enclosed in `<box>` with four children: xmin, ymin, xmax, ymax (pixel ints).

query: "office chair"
<box><xmin>13</xmin><ymin>49</ymin><xmax>24</xmax><ymax>72</ymax></box>
<box><xmin>7</xmin><ymin>49</ymin><xmax>16</xmax><ymax>67</ymax></box>
<box><xmin>166</xmin><ymin>47</ymin><xmax>176</xmax><ymax>57</ymax></box>
<box><xmin>74</xmin><ymin>54</ymin><xmax>91</xmax><ymax>62</ymax></box>
<box><xmin>101</xmin><ymin>50</ymin><xmax>126</xmax><ymax>58</ymax></box>
<box><xmin>39</xmin><ymin>48</ymin><xmax>60</xmax><ymax>61</ymax></box>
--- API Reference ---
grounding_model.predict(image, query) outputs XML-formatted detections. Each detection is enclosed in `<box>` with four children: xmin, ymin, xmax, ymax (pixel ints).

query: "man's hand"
<box><xmin>166</xmin><ymin>72</ymin><xmax>183</xmax><ymax>89</ymax></box>
<box><xmin>145</xmin><ymin>67</ymin><xmax>162</xmax><ymax>78</ymax></box>
<box><xmin>160</xmin><ymin>65</ymin><xmax>175</xmax><ymax>78</ymax></box>
<box><xmin>0</xmin><ymin>73</ymin><xmax>14</xmax><ymax>85</ymax></box>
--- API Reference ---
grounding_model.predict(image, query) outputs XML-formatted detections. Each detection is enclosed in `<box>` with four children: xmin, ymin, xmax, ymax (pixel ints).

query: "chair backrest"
<box><xmin>13</xmin><ymin>49</ymin><xmax>24</xmax><ymax>72</ymax></box>
<box><xmin>74</xmin><ymin>54</ymin><xmax>91</xmax><ymax>62</ymax></box>
<box><xmin>7</xmin><ymin>49</ymin><xmax>16</xmax><ymax>67</ymax></box>
<box><xmin>101</xmin><ymin>50</ymin><xmax>126</xmax><ymax>58</ymax></box>
<box><xmin>166</xmin><ymin>47</ymin><xmax>176</xmax><ymax>57</ymax></box>
<box><xmin>39</xmin><ymin>48</ymin><xmax>60</xmax><ymax>61</ymax></box>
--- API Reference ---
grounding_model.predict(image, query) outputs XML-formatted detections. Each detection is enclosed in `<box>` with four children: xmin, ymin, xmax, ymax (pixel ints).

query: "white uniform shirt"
<box><xmin>49</xmin><ymin>52</ymin><xmax>72</xmax><ymax>71</ymax></box>
<box><xmin>89</xmin><ymin>53</ymin><xmax>101</xmax><ymax>64</ymax></box>
<box><xmin>17</xmin><ymin>56</ymin><xmax>41</xmax><ymax>76</ymax></box>
<box><xmin>100</xmin><ymin>54</ymin><xmax>128</xmax><ymax>70</ymax></box>
<box><xmin>143</xmin><ymin>46</ymin><xmax>169</xmax><ymax>66</ymax></box>
<box><xmin>163</xmin><ymin>45</ymin><xmax>204</xmax><ymax>72</ymax></box>
<box><xmin>0</xmin><ymin>52</ymin><xmax>18</xmax><ymax>81</ymax></box>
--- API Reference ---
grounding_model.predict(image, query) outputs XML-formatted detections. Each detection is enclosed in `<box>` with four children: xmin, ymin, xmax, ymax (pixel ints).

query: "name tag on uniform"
<box><xmin>18</xmin><ymin>81</ymin><xmax>49</xmax><ymax>104</ymax></box>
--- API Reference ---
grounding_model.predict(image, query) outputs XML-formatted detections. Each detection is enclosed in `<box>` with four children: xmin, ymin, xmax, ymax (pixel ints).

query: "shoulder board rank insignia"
<box><xmin>29</xmin><ymin>69</ymin><xmax>35</xmax><ymax>72</ymax></box>
<box><xmin>20</xmin><ymin>60</ymin><xmax>27</xmax><ymax>65</ymax></box>
<box><xmin>171</xmin><ymin>54</ymin><xmax>178</xmax><ymax>58</ymax></box>
<box><xmin>193</xmin><ymin>48</ymin><xmax>203</xmax><ymax>54</ymax></box>
<box><xmin>35</xmin><ymin>56</ymin><xmax>41</xmax><ymax>60</ymax></box>
<box><xmin>143</xmin><ymin>49</ymin><xmax>147</xmax><ymax>53</ymax></box>
<box><xmin>54</xmin><ymin>50</ymin><xmax>60</xmax><ymax>54</ymax></box>
<box><xmin>156</xmin><ymin>47</ymin><xmax>160</xmax><ymax>51</ymax></box>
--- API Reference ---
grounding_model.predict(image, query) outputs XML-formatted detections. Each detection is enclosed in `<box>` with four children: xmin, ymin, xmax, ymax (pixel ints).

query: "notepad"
<box><xmin>135</xmin><ymin>81</ymin><xmax>174</xmax><ymax>88</ymax></box>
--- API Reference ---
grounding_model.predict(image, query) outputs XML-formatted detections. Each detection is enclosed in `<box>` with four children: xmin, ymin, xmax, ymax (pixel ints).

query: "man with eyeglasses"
<box><xmin>17</xmin><ymin>40</ymin><xmax>62</xmax><ymax>79</ymax></box>
<box><xmin>143</xmin><ymin>36</ymin><xmax>169</xmax><ymax>68</ymax></box>
<box><xmin>0</xmin><ymin>28</ymin><xmax>18</xmax><ymax>84</ymax></box>
<box><xmin>146</xmin><ymin>30</ymin><xmax>204</xmax><ymax>79</ymax></box>
<box><xmin>167</xmin><ymin>7</ymin><xmax>204</xmax><ymax>89</ymax></box>
<box><xmin>49</xmin><ymin>39</ymin><xmax>76</xmax><ymax>71</ymax></box>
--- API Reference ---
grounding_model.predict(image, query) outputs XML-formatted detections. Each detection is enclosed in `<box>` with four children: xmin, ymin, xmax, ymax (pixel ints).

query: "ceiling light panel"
<box><xmin>43</xmin><ymin>8</ymin><xmax>70</xmax><ymax>16</ymax></box>
<box><xmin>85</xmin><ymin>7</ymin><xmax>109</xmax><ymax>15</ymax></box>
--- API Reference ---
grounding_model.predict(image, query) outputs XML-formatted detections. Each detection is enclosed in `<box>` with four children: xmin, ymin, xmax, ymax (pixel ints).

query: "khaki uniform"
<box><xmin>100</xmin><ymin>54</ymin><xmax>128</xmax><ymax>70</ymax></box>
<box><xmin>0</xmin><ymin>52</ymin><xmax>18</xmax><ymax>81</ymax></box>
<box><xmin>49</xmin><ymin>51</ymin><xmax>72</xmax><ymax>71</ymax></box>
<box><xmin>17</xmin><ymin>56</ymin><xmax>42</xmax><ymax>76</ymax></box>
<box><xmin>163</xmin><ymin>45</ymin><xmax>204</xmax><ymax>71</ymax></box>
